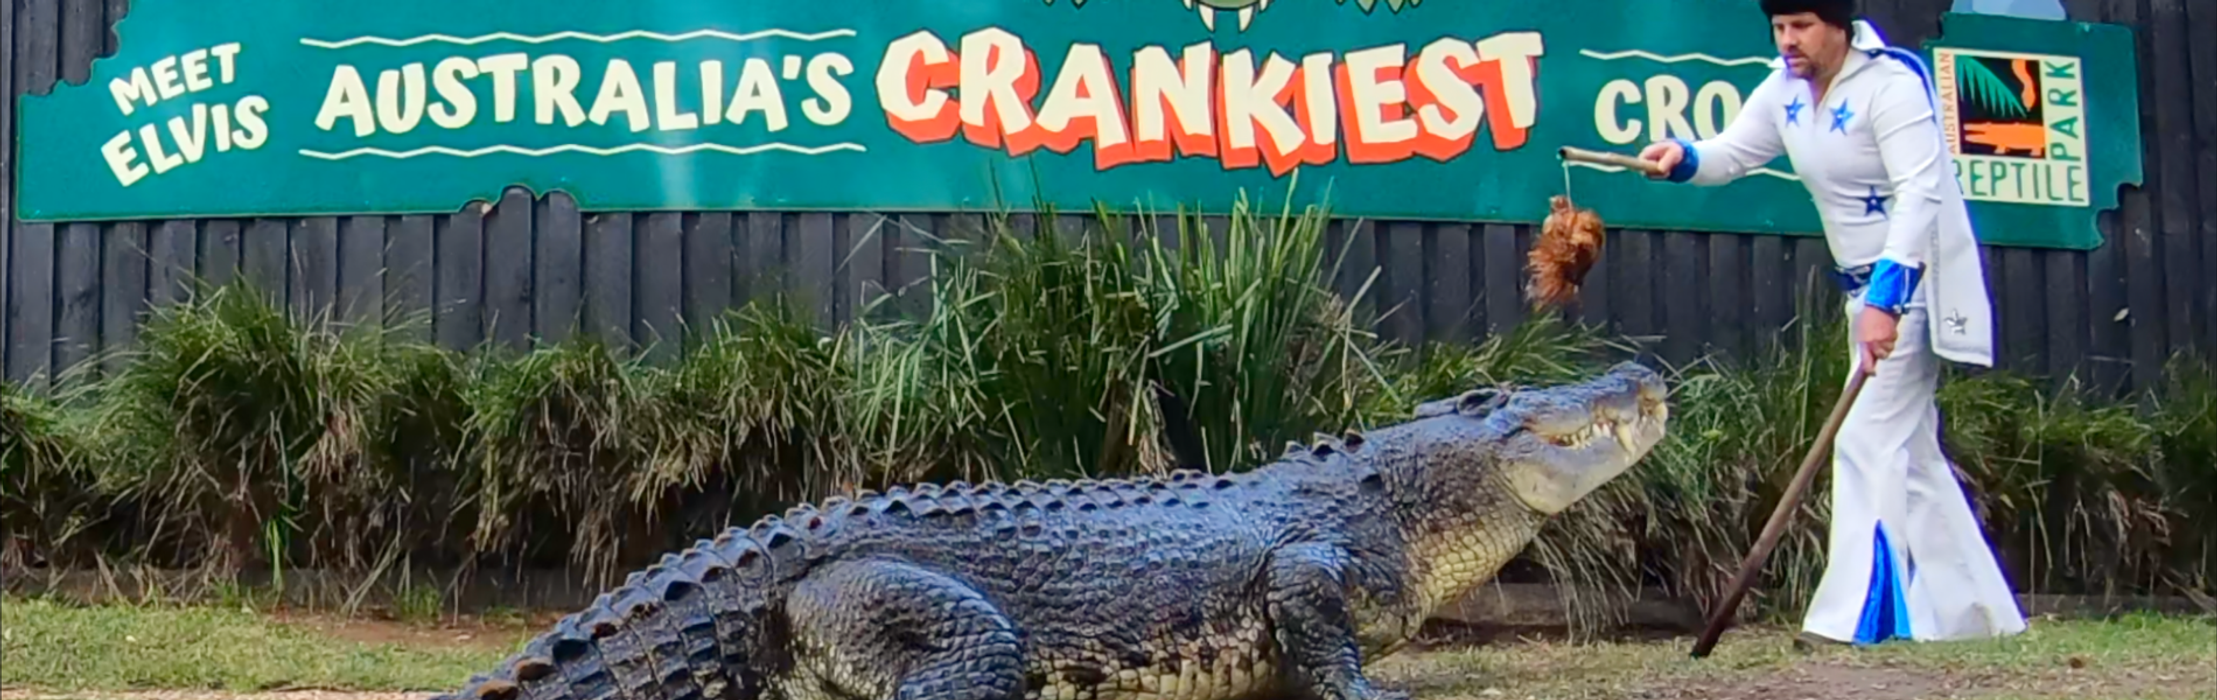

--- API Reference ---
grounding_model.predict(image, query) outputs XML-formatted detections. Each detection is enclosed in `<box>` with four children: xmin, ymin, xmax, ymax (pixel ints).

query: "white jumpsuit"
<box><xmin>1661</xmin><ymin>20</ymin><xmax>2028</xmax><ymax>644</ymax></box>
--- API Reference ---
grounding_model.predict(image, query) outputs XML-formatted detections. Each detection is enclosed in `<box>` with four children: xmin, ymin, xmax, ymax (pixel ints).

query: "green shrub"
<box><xmin>1</xmin><ymin>376</ymin><xmax>107</xmax><ymax>568</ymax></box>
<box><xmin>71</xmin><ymin>281</ymin><xmax>457</xmax><ymax>574</ymax></box>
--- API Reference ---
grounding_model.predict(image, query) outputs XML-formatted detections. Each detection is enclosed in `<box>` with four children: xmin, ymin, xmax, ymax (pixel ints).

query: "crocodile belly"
<box><xmin>1023</xmin><ymin>606</ymin><xmax>1280</xmax><ymax>700</ymax></box>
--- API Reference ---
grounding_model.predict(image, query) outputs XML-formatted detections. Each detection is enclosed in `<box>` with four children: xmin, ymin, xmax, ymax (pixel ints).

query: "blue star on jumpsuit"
<box><xmin>1786</xmin><ymin>95</ymin><xmax>1805</xmax><ymax>125</ymax></box>
<box><xmin>1861</xmin><ymin>186</ymin><xmax>1890</xmax><ymax>217</ymax></box>
<box><xmin>1830</xmin><ymin>101</ymin><xmax>1855</xmax><ymax>133</ymax></box>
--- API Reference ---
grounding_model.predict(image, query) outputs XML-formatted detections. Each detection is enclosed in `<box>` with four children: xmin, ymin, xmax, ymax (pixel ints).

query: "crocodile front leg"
<box><xmin>1262</xmin><ymin>542</ymin><xmax>1407</xmax><ymax>700</ymax></box>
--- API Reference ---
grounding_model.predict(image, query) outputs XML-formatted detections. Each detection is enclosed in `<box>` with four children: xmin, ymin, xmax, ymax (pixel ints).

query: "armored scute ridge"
<box><xmin>435</xmin><ymin>361</ymin><xmax>1671</xmax><ymax>700</ymax></box>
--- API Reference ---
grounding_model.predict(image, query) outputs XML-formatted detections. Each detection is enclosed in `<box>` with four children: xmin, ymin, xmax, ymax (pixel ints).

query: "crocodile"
<box><xmin>433</xmin><ymin>360</ymin><xmax>1669</xmax><ymax>700</ymax></box>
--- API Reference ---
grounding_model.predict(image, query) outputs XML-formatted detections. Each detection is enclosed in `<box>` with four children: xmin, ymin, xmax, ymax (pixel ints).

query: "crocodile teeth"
<box><xmin>1260</xmin><ymin>0</ymin><xmax>1271</xmax><ymax>8</ymax></box>
<box><xmin>1184</xmin><ymin>0</ymin><xmax>1193</xmax><ymax>6</ymax></box>
<box><xmin>1199</xmin><ymin>7</ymin><xmax>1215</xmax><ymax>30</ymax></box>
<box><xmin>1238</xmin><ymin>7</ymin><xmax>1254</xmax><ymax>29</ymax></box>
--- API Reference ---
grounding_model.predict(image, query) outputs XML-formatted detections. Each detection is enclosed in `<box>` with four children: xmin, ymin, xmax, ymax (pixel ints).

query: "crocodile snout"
<box><xmin>1497</xmin><ymin>361</ymin><xmax>1672</xmax><ymax>515</ymax></box>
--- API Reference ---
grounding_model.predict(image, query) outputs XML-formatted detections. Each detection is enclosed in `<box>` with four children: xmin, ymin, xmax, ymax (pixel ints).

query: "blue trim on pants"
<box><xmin>1854</xmin><ymin>523</ymin><xmax>1913</xmax><ymax>644</ymax></box>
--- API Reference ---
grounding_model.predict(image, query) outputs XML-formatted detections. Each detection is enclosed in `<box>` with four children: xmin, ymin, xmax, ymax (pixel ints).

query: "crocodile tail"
<box><xmin>439</xmin><ymin>512</ymin><xmax>823</xmax><ymax>700</ymax></box>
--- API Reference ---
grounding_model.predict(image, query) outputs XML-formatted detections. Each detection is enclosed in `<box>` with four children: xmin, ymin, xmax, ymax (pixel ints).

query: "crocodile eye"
<box><xmin>1456</xmin><ymin>388</ymin><xmax>1508</xmax><ymax>416</ymax></box>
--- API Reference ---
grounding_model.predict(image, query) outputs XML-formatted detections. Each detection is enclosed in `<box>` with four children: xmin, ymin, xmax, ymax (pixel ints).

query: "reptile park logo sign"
<box><xmin>1934</xmin><ymin>46</ymin><xmax>2087</xmax><ymax>205</ymax></box>
<box><xmin>13</xmin><ymin>1</ymin><xmax>2140</xmax><ymax>249</ymax></box>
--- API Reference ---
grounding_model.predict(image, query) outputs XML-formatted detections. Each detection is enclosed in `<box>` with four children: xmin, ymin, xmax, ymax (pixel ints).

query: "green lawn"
<box><xmin>1</xmin><ymin>596</ymin><xmax>518</xmax><ymax>693</ymax></box>
<box><xmin>1375</xmin><ymin>612</ymin><xmax>2217</xmax><ymax>700</ymax></box>
<box><xmin>4</xmin><ymin>594</ymin><xmax>2212</xmax><ymax>700</ymax></box>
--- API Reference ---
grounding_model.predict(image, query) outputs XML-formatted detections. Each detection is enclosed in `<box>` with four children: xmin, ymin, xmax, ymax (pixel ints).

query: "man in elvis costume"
<box><xmin>1637</xmin><ymin>0</ymin><xmax>2028</xmax><ymax>647</ymax></box>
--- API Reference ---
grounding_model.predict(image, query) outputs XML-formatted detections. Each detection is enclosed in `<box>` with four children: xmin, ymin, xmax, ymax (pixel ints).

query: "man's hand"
<box><xmin>1856</xmin><ymin>304</ymin><xmax>1901</xmax><ymax>375</ymax></box>
<box><xmin>1638</xmin><ymin>140</ymin><xmax>1684</xmax><ymax>180</ymax></box>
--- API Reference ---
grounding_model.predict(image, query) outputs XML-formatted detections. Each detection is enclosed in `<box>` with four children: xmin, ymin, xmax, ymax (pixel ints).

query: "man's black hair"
<box><xmin>1760</xmin><ymin>0</ymin><xmax>1856</xmax><ymax>28</ymax></box>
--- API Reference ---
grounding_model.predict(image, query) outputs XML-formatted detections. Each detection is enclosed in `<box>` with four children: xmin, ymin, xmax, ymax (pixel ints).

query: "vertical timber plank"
<box><xmin>2182</xmin><ymin>0</ymin><xmax>2217</xmax><ymax>355</ymax></box>
<box><xmin>1613</xmin><ymin>231</ymin><xmax>1657</xmax><ymax>343</ymax></box>
<box><xmin>0</xmin><ymin>0</ymin><xmax>18</xmax><ymax>379</ymax></box>
<box><xmin>435</xmin><ymin>205</ymin><xmax>486</xmax><ymax>351</ymax></box>
<box><xmin>683</xmin><ymin>212</ymin><xmax>733</xmax><ymax>347</ymax></box>
<box><xmin>1458</xmin><ymin>220</ymin><xmax>1484</xmax><ymax>337</ymax></box>
<box><xmin>742</xmin><ymin>211</ymin><xmax>786</xmax><ymax>311</ymax></box>
<box><xmin>1660</xmin><ymin>231</ymin><xmax>1706</xmax><ymax>366</ymax></box>
<box><xmin>52</xmin><ymin>0</ymin><xmax>105</xmax><ymax>385</ymax></box>
<box><xmin>58</xmin><ymin>0</ymin><xmax>94</xmax><ymax>89</ymax></box>
<box><xmin>634</xmin><ymin>213</ymin><xmax>683</xmax><ymax>363</ymax></box>
<box><xmin>198</xmin><ymin>220</ymin><xmax>240</xmax><ymax>287</ymax></box>
<box><xmin>241</xmin><ymin>219</ymin><xmax>288</xmax><ymax>306</ymax></box>
<box><xmin>1427</xmin><ymin>224</ymin><xmax>1473</xmax><ymax>343</ymax></box>
<box><xmin>53</xmin><ymin>223</ymin><xmax>99</xmax><ymax>378</ymax></box>
<box><xmin>1790</xmin><ymin>238</ymin><xmax>1832</xmax><ymax>323</ymax></box>
<box><xmin>535</xmin><ymin>193</ymin><xmax>583</xmax><ymax>345</ymax></box>
<box><xmin>1336</xmin><ymin>219</ymin><xmax>1378</xmax><ymax>324</ymax></box>
<box><xmin>337</xmin><ymin>216</ymin><xmax>385</xmax><ymax>328</ymax></box>
<box><xmin>100</xmin><ymin>221</ymin><xmax>147</xmax><ymax>375</ymax></box>
<box><xmin>1707</xmin><ymin>233</ymin><xmax>1747</xmax><ymax>363</ymax></box>
<box><xmin>2111</xmin><ymin>0</ymin><xmax>2164</xmax><ymax>391</ymax></box>
<box><xmin>1481</xmin><ymin>224</ymin><xmax>1523</xmax><ymax>336</ymax></box>
<box><xmin>794</xmin><ymin>213</ymin><xmax>836</xmax><ymax>328</ymax></box>
<box><xmin>386</xmin><ymin>215</ymin><xmax>435</xmax><ymax>341</ymax></box>
<box><xmin>941</xmin><ymin>212</ymin><xmax>984</xmax><ymax>252</ymax></box>
<box><xmin>1383</xmin><ymin>222</ymin><xmax>1426</xmax><ymax>346</ymax></box>
<box><xmin>892</xmin><ymin>213</ymin><xmax>935</xmax><ymax>320</ymax></box>
<box><xmin>8</xmin><ymin>0</ymin><xmax>59</xmax><ymax>387</ymax></box>
<box><xmin>1981</xmin><ymin>247</ymin><xmax>2006</xmax><ymax>372</ymax></box>
<box><xmin>1750</xmin><ymin>235</ymin><xmax>1789</xmax><ymax>345</ymax></box>
<box><xmin>2071</xmin><ymin>0</ymin><xmax>2126</xmax><ymax>393</ymax></box>
<box><xmin>2002</xmin><ymin>248</ymin><xmax>2047</xmax><ymax>377</ymax></box>
<box><xmin>843</xmin><ymin>213</ymin><xmax>886</xmax><ymax>321</ymax></box>
<box><xmin>2045</xmin><ymin>251</ymin><xmax>2088</xmax><ymax>382</ymax></box>
<box><xmin>483</xmin><ymin>189</ymin><xmax>535</xmax><ymax>351</ymax></box>
<box><xmin>2086</xmin><ymin>214</ymin><xmax>2128</xmax><ymax>393</ymax></box>
<box><xmin>291</xmin><ymin>217</ymin><xmax>339</xmax><ymax>327</ymax></box>
<box><xmin>101</xmin><ymin>0</ymin><xmax>121</xmax><ymax>55</ymax></box>
<box><xmin>583</xmin><ymin>212</ymin><xmax>634</xmax><ymax>353</ymax></box>
<box><xmin>2146</xmin><ymin>0</ymin><xmax>2199</xmax><ymax>359</ymax></box>
<box><xmin>7</xmin><ymin>224</ymin><xmax>54</xmax><ymax>386</ymax></box>
<box><xmin>827</xmin><ymin>213</ymin><xmax>855</xmax><ymax>324</ymax></box>
<box><xmin>148</xmin><ymin>220</ymin><xmax>197</xmax><ymax>308</ymax></box>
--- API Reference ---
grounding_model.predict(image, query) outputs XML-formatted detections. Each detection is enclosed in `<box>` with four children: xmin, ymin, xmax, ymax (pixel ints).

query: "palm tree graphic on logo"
<box><xmin>1955</xmin><ymin>56</ymin><xmax>2047</xmax><ymax>157</ymax></box>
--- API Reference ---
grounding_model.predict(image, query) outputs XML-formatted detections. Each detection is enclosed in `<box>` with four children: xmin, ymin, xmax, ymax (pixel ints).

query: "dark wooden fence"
<box><xmin>5</xmin><ymin>0</ymin><xmax>2212</xmax><ymax>396</ymax></box>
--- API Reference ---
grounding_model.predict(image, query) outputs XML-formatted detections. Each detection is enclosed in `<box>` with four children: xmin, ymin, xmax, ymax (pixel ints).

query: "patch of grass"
<box><xmin>0</xmin><ymin>596</ymin><xmax>512</xmax><ymax>693</ymax></box>
<box><xmin>6</xmin><ymin>593</ymin><xmax>2206</xmax><ymax>700</ymax></box>
<box><xmin>1374</xmin><ymin>613</ymin><xmax>2217</xmax><ymax>700</ymax></box>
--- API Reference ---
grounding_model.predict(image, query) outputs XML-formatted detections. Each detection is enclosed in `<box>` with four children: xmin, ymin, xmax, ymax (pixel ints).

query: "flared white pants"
<box><xmin>1800</xmin><ymin>296</ymin><xmax>2028</xmax><ymax>644</ymax></box>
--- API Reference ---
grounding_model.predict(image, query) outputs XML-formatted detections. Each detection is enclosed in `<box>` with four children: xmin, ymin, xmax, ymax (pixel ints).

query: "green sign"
<box><xmin>12</xmin><ymin>1</ymin><xmax>2140</xmax><ymax>249</ymax></box>
<box><xmin>1920</xmin><ymin>12</ymin><xmax>2140</xmax><ymax>249</ymax></box>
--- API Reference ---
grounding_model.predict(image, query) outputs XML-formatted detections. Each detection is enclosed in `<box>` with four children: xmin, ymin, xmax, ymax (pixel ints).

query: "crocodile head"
<box><xmin>1408</xmin><ymin>360</ymin><xmax>1670</xmax><ymax>516</ymax></box>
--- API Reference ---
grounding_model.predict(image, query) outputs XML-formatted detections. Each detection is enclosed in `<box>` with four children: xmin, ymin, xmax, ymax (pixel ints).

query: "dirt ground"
<box><xmin>254</xmin><ymin>609</ymin><xmax>565</xmax><ymax>655</ymax></box>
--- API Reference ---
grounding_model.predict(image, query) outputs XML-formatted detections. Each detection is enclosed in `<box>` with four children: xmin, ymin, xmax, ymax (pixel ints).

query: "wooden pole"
<box><xmin>1689</xmin><ymin>369</ymin><xmax>1869</xmax><ymax>658</ymax></box>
